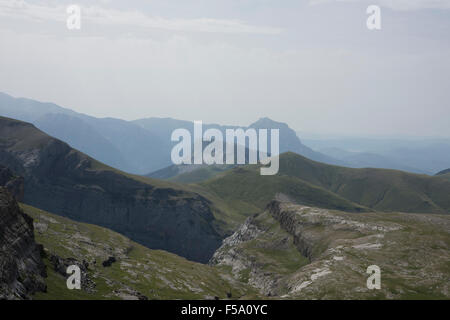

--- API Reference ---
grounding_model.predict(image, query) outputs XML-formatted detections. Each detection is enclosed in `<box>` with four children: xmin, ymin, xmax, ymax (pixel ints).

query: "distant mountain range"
<box><xmin>303</xmin><ymin>136</ymin><xmax>450</xmax><ymax>175</ymax></box>
<box><xmin>0</xmin><ymin>92</ymin><xmax>343</xmax><ymax>175</ymax></box>
<box><xmin>0</xmin><ymin>92</ymin><xmax>167</xmax><ymax>174</ymax></box>
<box><xmin>146</xmin><ymin>117</ymin><xmax>345</xmax><ymax>180</ymax></box>
<box><xmin>316</xmin><ymin>147</ymin><xmax>427</xmax><ymax>174</ymax></box>
<box><xmin>3</xmin><ymin>92</ymin><xmax>449</xmax><ymax>176</ymax></box>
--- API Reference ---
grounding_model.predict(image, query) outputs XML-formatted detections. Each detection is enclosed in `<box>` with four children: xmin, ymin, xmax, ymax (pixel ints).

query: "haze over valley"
<box><xmin>1</xmin><ymin>0</ymin><xmax>449</xmax><ymax>301</ymax></box>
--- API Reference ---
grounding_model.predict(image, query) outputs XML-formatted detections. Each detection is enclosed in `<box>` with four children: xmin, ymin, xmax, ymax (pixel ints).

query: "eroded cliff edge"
<box><xmin>0</xmin><ymin>117</ymin><xmax>222</xmax><ymax>263</ymax></box>
<box><xmin>0</xmin><ymin>187</ymin><xmax>46</xmax><ymax>299</ymax></box>
<box><xmin>211</xmin><ymin>200</ymin><xmax>450</xmax><ymax>299</ymax></box>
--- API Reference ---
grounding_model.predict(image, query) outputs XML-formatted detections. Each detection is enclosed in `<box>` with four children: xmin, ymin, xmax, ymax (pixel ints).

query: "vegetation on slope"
<box><xmin>197</xmin><ymin>165</ymin><xmax>369</xmax><ymax>223</ymax></box>
<box><xmin>22</xmin><ymin>204</ymin><xmax>255</xmax><ymax>300</ymax></box>
<box><xmin>277</xmin><ymin>152</ymin><xmax>450</xmax><ymax>214</ymax></box>
<box><xmin>195</xmin><ymin>152</ymin><xmax>450</xmax><ymax>216</ymax></box>
<box><xmin>436</xmin><ymin>169</ymin><xmax>450</xmax><ymax>181</ymax></box>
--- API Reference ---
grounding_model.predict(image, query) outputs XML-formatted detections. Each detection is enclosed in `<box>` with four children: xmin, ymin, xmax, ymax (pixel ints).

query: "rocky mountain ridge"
<box><xmin>210</xmin><ymin>199</ymin><xmax>450</xmax><ymax>299</ymax></box>
<box><xmin>0</xmin><ymin>116</ymin><xmax>223</xmax><ymax>263</ymax></box>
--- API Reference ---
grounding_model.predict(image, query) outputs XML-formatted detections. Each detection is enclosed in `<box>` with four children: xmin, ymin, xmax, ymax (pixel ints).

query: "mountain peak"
<box><xmin>249</xmin><ymin>117</ymin><xmax>289</xmax><ymax>130</ymax></box>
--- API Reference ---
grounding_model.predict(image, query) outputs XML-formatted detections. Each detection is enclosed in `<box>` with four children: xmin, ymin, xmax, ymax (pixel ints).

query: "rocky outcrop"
<box><xmin>0</xmin><ymin>116</ymin><xmax>222</xmax><ymax>263</ymax></box>
<box><xmin>209</xmin><ymin>213</ymin><xmax>295</xmax><ymax>296</ymax></box>
<box><xmin>266</xmin><ymin>200</ymin><xmax>317</xmax><ymax>260</ymax></box>
<box><xmin>49</xmin><ymin>254</ymin><xmax>96</xmax><ymax>293</ymax></box>
<box><xmin>0</xmin><ymin>165</ymin><xmax>24</xmax><ymax>201</ymax></box>
<box><xmin>0</xmin><ymin>188</ymin><xmax>46</xmax><ymax>299</ymax></box>
<box><xmin>102</xmin><ymin>256</ymin><xmax>116</xmax><ymax>267</ymax></box>
<box><xmin>209</xmin><ymin>217</ymin><xmax>262</xmax><ymax>277</ymax></box>
<box><xmin>211</xmin><ymin>200</ymin><xmax>450</xmax><ymax>299</ymax></box>
<box><xmin>24</xmin><ymin>203</ymin><xmax>253</xmax><ymax>300</ymax></box>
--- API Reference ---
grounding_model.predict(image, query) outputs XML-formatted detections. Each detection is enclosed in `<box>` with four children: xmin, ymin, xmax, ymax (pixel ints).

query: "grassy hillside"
<box><xmin>169</xmin><ymin>166</ymin><xmax>233</xmax><ymax>184</ymax></box>
<box><xmin>196</xmin><ymin>152</ymin><xmax>450</xmax><ymax>216</ymax></box>
<box><xmin>22</xmin><ymin>204</ymin><xmax>255</xmax><ymax>300</ymax></box>
<box><xmin>277</xmin><ymin>152</ymin><xmax>450</xmax><ymax>214</ymax></box>
<box><xmin>437</xmin><ymin>173</ymin><xmax>450</xmax><ymax>181</ymax></box>
<box><xmin>197</xmin><ymin>166</ymin><xmax>368</xmax><ymax>223</ymax></box>
<box><xmin>436</xmin><ymin>168</ymin><xmax>450</xmax><ymax>175</ymax></box>
<box><xmin>148</xmin><ymin>163</ymin><xmax>234</xmax><ymax>184</ymax></box>
<box><xmin>436</xmin><ymin>169</ymin><xmax>450</xmax><ymax>181</ymax></box>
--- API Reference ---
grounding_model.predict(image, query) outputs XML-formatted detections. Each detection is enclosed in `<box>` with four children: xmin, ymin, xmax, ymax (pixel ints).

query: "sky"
<box><xmin>0</xmin><ymin>0</ymin><xmax>449</xmax><ymax>137</ymax></box>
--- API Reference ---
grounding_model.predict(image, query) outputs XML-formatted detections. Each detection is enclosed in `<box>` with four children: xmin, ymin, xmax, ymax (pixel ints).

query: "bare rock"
<box><xmin>0</xmin><ymin>187</ymin><xmax>46</xmax><ymax>299</ymax></box>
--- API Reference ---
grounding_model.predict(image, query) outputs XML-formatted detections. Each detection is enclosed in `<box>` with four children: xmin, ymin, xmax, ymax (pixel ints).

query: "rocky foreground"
<box><xmin>210</xmin><ymin>199</ymin><xmax>450</xmax><ymax>299</ymax></box>
<box><xmin>21</xmin><ymin>204</ymin><xmax>255</xmax><ymax>300</ymax></box>
<box><xmin>0</xmin><ymin>188</ymin><xmax>46</xmax><ymax>299</ymax></box>
<box><xmin>2</xmin><ymin>191</ymin><xmax>449</xmax><ymax>300</ymax></box>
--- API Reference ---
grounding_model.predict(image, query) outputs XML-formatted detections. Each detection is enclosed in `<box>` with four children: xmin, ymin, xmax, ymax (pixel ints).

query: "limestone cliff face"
<box><xmin>209</xmin><ymin>216</ymin><xmax>282</xmax><ymax>296</ymax></box>
<box><xmin>0</xmin><ymin>188</ymin><xmax>46</xmax><ymax>299</ymax></box>
<box><xmin>266</xmin><ymin>200</ymin><xmax>317</xmax><ymax>260</ymax></box>
<box><xmin>211</xmin><ymin>200</ymin><xmax>450</xmax><ymax>299</ymax></box>
<box><xmin>0</xmin><ymin>117</ymin><xmax>222</xmax><ymax>263</ymax></box>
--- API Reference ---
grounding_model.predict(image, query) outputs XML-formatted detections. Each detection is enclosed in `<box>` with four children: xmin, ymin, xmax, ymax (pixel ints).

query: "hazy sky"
<box><xmin>0</xmin><ymin>0</ymin><xmax>449</xmax><ymax>137</ymax></box>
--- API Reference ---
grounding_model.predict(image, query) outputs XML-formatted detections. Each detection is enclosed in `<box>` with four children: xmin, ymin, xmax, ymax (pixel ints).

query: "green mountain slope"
<box><xmin>277</xmin><ymin>152</ymin><xmax>450</xmax><ymax>214</ymax></box>
<box><xmin>170</xmin><ymin>166</ymin><xmax>233</xmax><ymax>184</ymax></box>
<box><xmin>438</xmin><ymin>174</ymin><xmax>450</xmax><ymax>181</ymax></box>
<box><xmin>436</xmin><ymin>169</ymin><xmax>450</xmax><ymax>181</ymax></box>
<box><xmin>22</xmin><ymin>204</ymin><xmax>254</xmax><ymax>300</ymax></box>
<box><xmin>198</xmin><ymin>166</ymin><xmax>368</xmax><ymax>221</ymax></box>
<box><xmin>436</xmin><ymin>168</ymin><xmax>450</xmax><ymax>175</ymax></box>
<box><xmin>197</xmin><ymin>152</ymin><xmax>450</xmax><ymax>216</ymax></box>
<box><xmin>162</xmin><ymin>165</ymin><xmax>234</xmax><ymax>184</ymax></box>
